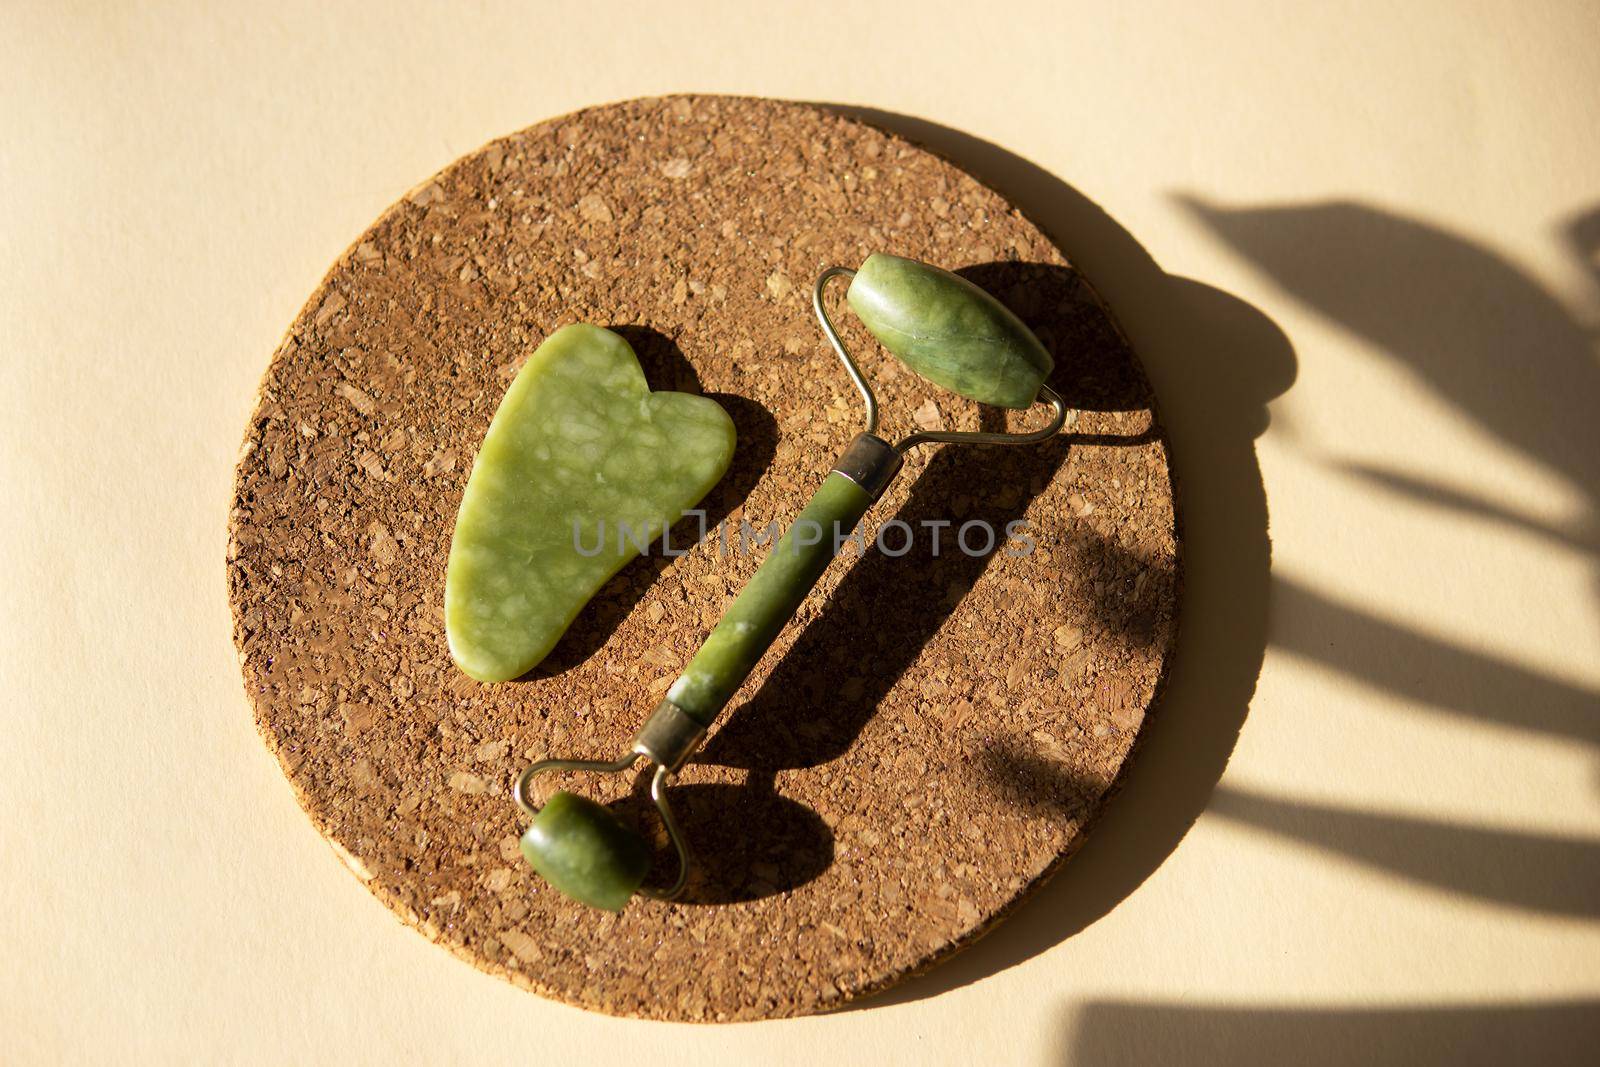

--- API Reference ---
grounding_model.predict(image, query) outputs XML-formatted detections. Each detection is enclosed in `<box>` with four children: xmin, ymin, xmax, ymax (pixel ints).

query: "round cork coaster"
<box><xmin>228</xmin><ymin>96</ymin><xmax>1177</xmax><ymax>1021</ymax></box>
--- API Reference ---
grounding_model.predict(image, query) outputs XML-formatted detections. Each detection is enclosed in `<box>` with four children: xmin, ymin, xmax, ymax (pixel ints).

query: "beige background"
<box><xmin>3</xmin><ymin>2</ymin><xmax>1597</xmax><ymax>1064</ymax></box>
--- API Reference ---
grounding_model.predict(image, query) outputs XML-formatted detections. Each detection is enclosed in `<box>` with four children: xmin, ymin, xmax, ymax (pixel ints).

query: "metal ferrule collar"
<box><xmin>830</xmin><ymin>432</ymin><xmax>903</xmax><ymax>500</ymax></box>
<box><xmin>630</xmin><ymin>698</ymin><xmax>707</xmax><ymax>774</ymax></box>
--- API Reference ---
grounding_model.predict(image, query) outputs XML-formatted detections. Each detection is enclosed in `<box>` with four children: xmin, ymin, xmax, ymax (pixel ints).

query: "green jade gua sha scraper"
<box><xmin>513</xmin><ymin>254</ymin><xmax>1068</xmax><ymax>911</ymax></box>
<box><xmin>445</xmin><ymin>324</ymin><xmax>736</xmax><ymax>683</ymax></box>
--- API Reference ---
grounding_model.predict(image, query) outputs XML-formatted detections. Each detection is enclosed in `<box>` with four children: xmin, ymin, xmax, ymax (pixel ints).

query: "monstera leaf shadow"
<box><xmin>1182</xmin><ymin>195</ymin><xmax>1600</xmax><ymax>871</ymax></box>
<box><xmin>1062</xmin><ymin>999</ymin><xmax>1600</xmax><ymax>1066</ymax></box>
<box><xmin>1039</xmin><ymin>200</ymin><xmax>1600</xmax><ymax>1056</ymax></box>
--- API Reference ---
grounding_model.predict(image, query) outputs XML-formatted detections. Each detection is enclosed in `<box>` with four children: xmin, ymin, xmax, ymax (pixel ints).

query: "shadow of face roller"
<box><xmin>611</xmin><ymin>779</ymin><xmax>835</xmax><ymax>905</ymax></box>
<box><xmin>1175</xmin><ymin>197</ymin><xmax>1600</xmax><ymax>932</ymax></box>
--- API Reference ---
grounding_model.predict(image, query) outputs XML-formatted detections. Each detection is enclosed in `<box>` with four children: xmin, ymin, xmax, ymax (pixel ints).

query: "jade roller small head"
<box><xmin>509</xmin><ymin>254</ymin><xmax>1066</xmax><ymax>911</ymax></box>
<box><xmin>516</xmin><ymin>787</ymin><xmax>653</xmax><ymax>912</ymax></box>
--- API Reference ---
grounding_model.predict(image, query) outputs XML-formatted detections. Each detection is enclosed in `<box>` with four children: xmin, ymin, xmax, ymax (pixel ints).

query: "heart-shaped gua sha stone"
<box><xmin>445</xmin><ymin>324</ymin><xmax>735</xmax><ymax>682</ymax></box>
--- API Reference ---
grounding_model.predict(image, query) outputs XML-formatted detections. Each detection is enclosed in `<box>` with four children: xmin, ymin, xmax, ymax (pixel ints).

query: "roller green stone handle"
<box><xmin>665</xmin><ymin>467</ymin><xmax>880</xmax><ymax>726</ymax></box>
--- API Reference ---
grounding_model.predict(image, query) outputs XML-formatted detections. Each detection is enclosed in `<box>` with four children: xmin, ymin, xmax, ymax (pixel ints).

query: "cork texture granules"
<box><xmin>227</xmin><ymin>96</ymin><xmax>1179</xmax><ymax>1021</ymax></box>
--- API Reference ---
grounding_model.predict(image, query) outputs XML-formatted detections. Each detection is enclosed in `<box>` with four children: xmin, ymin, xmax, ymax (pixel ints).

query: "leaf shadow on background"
<box><xmin>1047</xmin><ymin>200</ymin><xmax>1600</xmax><ymax>1059</ymax></box>
<box><xmin>1182</xmin><ymin>199</ymin><xmax>1600</xmax><ymax>731</ymax></box>
<box><xmin>1180</xmin><ymin>197</ymin><xmax>1600</xmax><ymax>527</ymax></box>
<box><xmin>1063</xmin><ymin>999</ymin><xmax>1600</xmax><ymax>1067</ymax></box>
<box><xmin>1184</xmin><ymin>197</ymin><xmax>1600</xmax><ymax>796</ymax></box>
<box><xmin>1271</xmin><ymin>576</ymin><xmax>1600</xmax><ymax>747</ymax></box>
<box><xmin>1181</xmin><ymin>195</ymin><xmax>1600</xmax><ymax>844</ymax></box>
<box><xmin>1209</xmin><ymin>786</ymin><xmax>1600</xmax><ymax>918</ymax></box>
<box><xmin>824</xmin><ymin>107</ymin><xmax>1296</xmax><ymax>1005</ymax></box>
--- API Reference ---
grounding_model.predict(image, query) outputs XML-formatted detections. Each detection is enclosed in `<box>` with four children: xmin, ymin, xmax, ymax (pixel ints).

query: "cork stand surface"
<box><xmin>226</xmin><ymin>95</ymin><xmax>1179</xmax><ymax>1021</ymax></box>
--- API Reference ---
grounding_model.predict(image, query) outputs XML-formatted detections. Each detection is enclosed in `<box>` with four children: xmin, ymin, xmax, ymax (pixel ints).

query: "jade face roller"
<box><xmin>514</xmin><ymin>253</ymin><xmax>1068</xmax><ymax>911</ymax></box>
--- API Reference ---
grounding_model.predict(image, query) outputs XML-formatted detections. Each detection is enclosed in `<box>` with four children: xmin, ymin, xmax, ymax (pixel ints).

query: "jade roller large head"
<box><xmin>514</xmin><ymin>253</ymin><xmax>1067</xmax><ymax>910</ymax></box>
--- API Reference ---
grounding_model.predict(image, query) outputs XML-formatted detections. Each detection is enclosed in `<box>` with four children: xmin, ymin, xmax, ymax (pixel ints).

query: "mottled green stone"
<box><xmin>668</xmin><ymin>472</ymin><xmax>874</xmax><ymax>725</ymax></box>
<box><xmin>445</xmin><ymin>324</ymin><xmax>735</xmax><ymax>682</ymax></box>
<box><xmin>519</xmin><ymin>790</ymin><xmax>652</xmax><ymax>912</ymax></box>
<box><xmin>846</xmin><ymin>253</ymin><xmax>1053</xmax><ymax>409</ymax></box>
